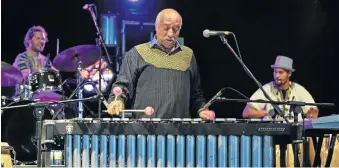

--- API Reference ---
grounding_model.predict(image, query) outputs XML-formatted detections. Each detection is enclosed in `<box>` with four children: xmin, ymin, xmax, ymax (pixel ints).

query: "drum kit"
<box><xmin>1</xmin><ymin>44</ymin><xmax>114</xmax><ymax>163</ymax></box>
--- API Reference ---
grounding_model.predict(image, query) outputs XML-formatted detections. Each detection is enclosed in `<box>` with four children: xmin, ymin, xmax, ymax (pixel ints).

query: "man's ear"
<box><xmin>27</xmin><ymin>39</ymin><xmax>32</xmax><ymax>47</ymax></box>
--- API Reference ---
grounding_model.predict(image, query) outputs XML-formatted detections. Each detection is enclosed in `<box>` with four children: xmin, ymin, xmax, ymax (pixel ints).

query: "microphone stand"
<box><xmin>87</xmin><ymin>5</ymin><xmax>113</xmax><ymax>66</ymax></box>
<box><xmin>86</xmin><ymin>4</ymin><xmax>116</xmax><ymax>119</ymax></box>
<box><xmin>219</xmin><ymin>35</ymin><xmax>290</xmax><ymax>123</ymax></box>
<box><xmin>96</xmin><ymin>38</ymin><xmax>102</xmax><ymax>119</ymax></box>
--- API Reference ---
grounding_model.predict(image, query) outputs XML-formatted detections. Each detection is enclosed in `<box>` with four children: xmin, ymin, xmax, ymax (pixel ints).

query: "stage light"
<box><xmin>101</xmin><ymin>14</ymin><xmax>118</xmax><ymax>47</ymax></box>
<box><xmin>84</xmin><ymin>84</ymin><xmax>94</xmax><ymax>92</ymax></box>
<box><xmin>81</xmin><ymin>59</ymin><xmax>115</xmax><ymax>94</ymax></box>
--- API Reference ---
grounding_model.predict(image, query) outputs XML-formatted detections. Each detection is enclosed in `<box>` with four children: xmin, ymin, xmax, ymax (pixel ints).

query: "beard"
<box><xmin>32</xmin><ymin>44</ymin><xmax>44</xmax><ymax>53</ymax></box>
<box><xmin>275</xmin><ymin>79</ymin><xmax>287</xmax><ymax>87</ymax></box>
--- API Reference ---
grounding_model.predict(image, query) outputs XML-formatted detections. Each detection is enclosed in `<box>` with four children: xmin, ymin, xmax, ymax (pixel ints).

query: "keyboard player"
<box><xmin>242</xmin><ymin>56</ymin><xmax>319</xmax><ymax>121</ymax></box>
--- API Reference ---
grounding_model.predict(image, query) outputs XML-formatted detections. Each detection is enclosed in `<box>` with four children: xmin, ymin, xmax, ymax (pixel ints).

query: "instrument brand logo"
<box><xmin>66</xmin><ymin>124</ymin><xmax>74</xmax><ymax>134</ymax></box>
<box><xmin>258</xmin><ymin>127</ymin><xmax>285</xmax><ymax>132</ymax></box>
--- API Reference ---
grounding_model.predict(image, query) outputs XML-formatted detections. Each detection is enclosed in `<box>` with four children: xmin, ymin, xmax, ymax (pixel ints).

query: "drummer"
<box><xmin>13</xmin><ymin>25</ymin><xmax>58</xmax><ymax>83</ymax></box>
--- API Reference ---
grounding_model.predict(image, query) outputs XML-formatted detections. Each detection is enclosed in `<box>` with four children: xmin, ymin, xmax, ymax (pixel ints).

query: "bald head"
<box><xmin>155</xmin><ymin>9</ymin><xmax>182</xmax><ymax>26</ymax></box>
<box><xmin>155</xmin><ymin>9</ymin><xmax>182</xmax><ymax>49</ymax></box>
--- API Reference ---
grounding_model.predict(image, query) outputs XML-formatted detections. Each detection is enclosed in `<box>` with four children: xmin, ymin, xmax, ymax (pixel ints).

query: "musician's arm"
<box><xmin>51</xmin><ymin>66</ymin><xmax>59</xmax><ymax>72</ymax></box>
<box><xmin>13</xmin><ymin>55</ymin><xmax>31</xmax><ymax>83</ymax></box>
<box><xmin>243</xmin><ymin>88</ymin><xmax>269</xmax><ymax>118</ymax></box>
<box><xmin>298</xmin><ymin>85</ymin><xmax>319</xmax><ymax>118</ymax></box>
<box><xmin>243</xmin><ymin>105</ymin><xmax>269</xmax><ymax>118</ymax></box>
<box><xmin>108</xmin><ymin>49</ymin><xmax>138</xmax><ymax>104</ymax></box>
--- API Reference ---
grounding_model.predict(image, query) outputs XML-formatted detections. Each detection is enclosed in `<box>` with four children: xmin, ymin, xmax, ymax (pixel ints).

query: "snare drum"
<box><xmin>29</xmin><ymin>70</ymin><xmax>62</xmax><ymax>93</ymax></box>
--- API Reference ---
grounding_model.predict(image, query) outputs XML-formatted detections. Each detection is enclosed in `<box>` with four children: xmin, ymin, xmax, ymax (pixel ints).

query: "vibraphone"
<box><xmin>41</xmin><ymin>118</ymin><xmax>303</xmax><ymax>167</ymax></box>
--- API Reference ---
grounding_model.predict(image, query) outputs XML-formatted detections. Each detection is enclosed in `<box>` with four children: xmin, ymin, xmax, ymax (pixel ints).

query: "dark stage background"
<box><xmin>2</xmin><ymin>0</ymin><xmax>338</xmax><ymax>118</ymax></box>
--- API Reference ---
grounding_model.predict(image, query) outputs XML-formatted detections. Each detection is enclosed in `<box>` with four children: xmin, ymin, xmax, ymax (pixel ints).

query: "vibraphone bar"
<box><xmin>41</xmin><ymin>118</ymin><xmax>303</xmax><ymax>167</ymax></box>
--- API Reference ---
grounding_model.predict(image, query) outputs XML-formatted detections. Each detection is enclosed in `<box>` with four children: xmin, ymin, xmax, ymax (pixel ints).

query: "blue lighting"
<box><xmin>101</xmin><ymin>14</ymin><xmax>118</xmax><ymax>46</ymax></box>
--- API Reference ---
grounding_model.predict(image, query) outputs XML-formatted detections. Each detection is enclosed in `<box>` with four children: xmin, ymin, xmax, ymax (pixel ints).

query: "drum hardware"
<box><xmin>77</xmin><ymin>59</ymin><xmax>84</xmax><ymax>119</ymax></box>
<box><xmin>60</xmin><ymin>78</ymin><xmax>98</xmax><ymax>118</ymax></box>
<box><xmin>96</xmin><ymin>38</ymin><xmax>103</xmax><ymax>119</ymax></box>
<box><xmin>51</xmin><ymin>80</ymin><xmax>107</xmax><ymax>120</ymax></box>
<box><xmin>53</xmin><ymin>44</ymin><xmax>102</xmax><ymax>119</ymax></box>
<box><xmin>0</xmin><ymin>96</ymin><xmax>99</xmax><ymax>167</ymax></box>
<box><xmin>1</xmin><ymin>96</ymin><xmax>10</xmax><ymax>106</ymax></box>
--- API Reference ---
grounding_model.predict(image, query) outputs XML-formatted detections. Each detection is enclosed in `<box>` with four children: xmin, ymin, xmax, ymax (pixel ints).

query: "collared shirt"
<box><xmin>248</xmin><ymin>81</ymin><xmax>317</xmax><ymax>122</ymax></box>
<box><xmin>149</xmin><ymin>36</ymin><xmax>182</xmax><ymax>55</ymax></box>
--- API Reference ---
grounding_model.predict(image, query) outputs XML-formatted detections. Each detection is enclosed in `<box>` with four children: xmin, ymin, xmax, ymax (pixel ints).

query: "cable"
<box><xmin>231</xmin><ymin>33</ymin><xmax>243</xmax><ymax>60</ymax></box>
<box><xmin>222</xmin><ymin>87</ymin><xmax>250</xmax><ymax>100</ymax></box>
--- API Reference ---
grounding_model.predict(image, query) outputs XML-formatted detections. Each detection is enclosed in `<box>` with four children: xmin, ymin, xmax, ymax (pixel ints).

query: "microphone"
<box><xmin>83</xmin><ymin>4</ymin><xmax>94</xmax><ymax>10</ymax></box>
<box><xmin>202</xmin><ymin>88</ymin><xmax>225</xmax><ymax>110</ymax></box>
<box><xmin>203</xmin><ymin>29</ymin><xmax>232</xmax><ymax>38</ymax></box>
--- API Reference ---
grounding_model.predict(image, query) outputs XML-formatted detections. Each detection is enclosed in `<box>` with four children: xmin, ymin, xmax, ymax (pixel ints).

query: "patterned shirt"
<box><xmin>12</xmin><ymin>52</ymin><xmax>51</xmax><ymax>98</ymax></box>
<box><xmin>13</xmin><ymin>52</ymin><xmax>50</xmax><ymax>73</ymax></box>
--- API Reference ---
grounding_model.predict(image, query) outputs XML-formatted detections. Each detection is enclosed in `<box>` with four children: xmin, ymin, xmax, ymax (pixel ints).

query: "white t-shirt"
<box><xmin>248</xmin><ymin>81</ymin><xmax>317</xmax><ymax>121</ymax></box>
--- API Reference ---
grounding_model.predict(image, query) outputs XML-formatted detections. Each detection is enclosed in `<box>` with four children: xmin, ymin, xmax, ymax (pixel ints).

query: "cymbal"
<box><xmin>53</xmin><ymin>45</ymin><xmax>101</xmax><ymax>72</ymax></box>
<box><xmin>1</xmin><ymin>61</ymin><xmax>23</xmax><ymax>87</ymax></box>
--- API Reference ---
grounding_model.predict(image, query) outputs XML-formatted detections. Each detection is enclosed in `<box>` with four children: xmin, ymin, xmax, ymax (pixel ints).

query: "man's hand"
<box><xmin>305</xmin><ymin>107</ymin><xmax>319</xmax><ymax>118</ymax></box>
<box><xmin>107</xmin><ymin>99</ymin><xmax>124</xmax><ymax>115</ymax></box>
<box><xmin>144</xmin><ymin>106</ymin><xmax>155</xmax><ymax>116</ymax></box>
<box><xmin>199</xmin><ymin>110</ymin><xmax>215</xmax><ymax>120</ymax></box>
<box><xmin>112</xmin><ymin>87</ymin><xmax>123</xmax><ymax>96</ymax></box>
<box><xmin>107</xmin><ymin>87</ymin><xmax>125</xmax><ymax>115</ymax></box>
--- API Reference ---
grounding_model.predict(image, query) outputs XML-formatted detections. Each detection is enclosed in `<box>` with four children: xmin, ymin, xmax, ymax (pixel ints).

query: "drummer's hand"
<box><xmin>199</xmin><ymin>109</ymin><xmax>215</xmax><ymax>120</ymax></box>
<box><xmin>51</xmin><ymin>66</ymin><xmax>59</xmax><ymax>72</ymax></box>
<box><xmin>112</xmin><ymin>87</ymin><xmax>123</xmax><ymax>96</ymax></box>
<box><xmin>21</xmin><ymin>69</ymin><xmax>31</xmax><ymax>84</ymax></box>
<box><xmin>305</xmin><ymin>107</ymin><xmax>319</xmax><ymax>118</ymax></box>
<box><xmin>107</xmin><ymin>99</ymin><xmax>124</xmax><ymax>115</ymax></box>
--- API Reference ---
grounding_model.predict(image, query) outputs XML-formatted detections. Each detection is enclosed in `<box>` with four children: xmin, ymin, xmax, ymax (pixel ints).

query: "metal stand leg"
<box><xmin>313</xmin><ymin>136</ymin><xmax>324</xmax><ymax>167</ymax></box>
<box><xmin>303</xmin><ymin>137</ymin><xmax>311</xmax><ymax>167</ymax></box>
<box><xmin>325</xmin><ymin>134</ymin><xmax>337</xmax><ymax>167</ymax></box>
<box><xmin>34</xmin><ymin>107</ymin><xmax>45</xmax><ymax>167</ymax></box>
<box><xmin>280</xmin><ymin>144</ymin><xmax>287</xmax><ymax>167</ymax></box>
<box><xmin>293</xmin><ymin>141</ymin><xmax>301</xmax><ymax>167</ymax></box>
<box><xmin>77</xmin><ymin>61</ymin><xmax>84</xmax><ymax>119</ymax></box>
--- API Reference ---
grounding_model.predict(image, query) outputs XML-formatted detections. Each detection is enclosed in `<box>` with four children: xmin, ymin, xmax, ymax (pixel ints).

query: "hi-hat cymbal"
<box><xmin>52</xmin><ymin>45</ymin><xmax>101</xmax><ymax>72</ymax></box>
<box><xmin>1</xmin><ymin>61</ymin><xmax>23</xmax><ymax>87</ymax></box>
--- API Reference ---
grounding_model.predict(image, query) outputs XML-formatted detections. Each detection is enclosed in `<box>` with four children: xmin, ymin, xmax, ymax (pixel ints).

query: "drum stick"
<box><xmin>121</xmin><ymin>109</ymin><xmax>145</xmax><ymax>112</ymax></box>
<box><xmin>56</xmin><ymin>39</ymin><xmax>59</xmax><ymax>55</ymax></box>
<box><xmin>102</xmin><ymin>109</ymin><xmax>145</xmax><ymax>113</ymax></box>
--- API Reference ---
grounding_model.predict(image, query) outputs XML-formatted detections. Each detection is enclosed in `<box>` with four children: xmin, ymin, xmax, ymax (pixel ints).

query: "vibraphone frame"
<box><xmin>41</xmin><ymin>118</ymin><xmax>303</xmax><ymax>167</ymax></box>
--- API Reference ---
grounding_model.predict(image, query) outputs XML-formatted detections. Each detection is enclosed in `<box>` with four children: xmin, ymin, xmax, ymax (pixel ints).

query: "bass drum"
<box><xmin>1</xmin><ymin>100</ymin><xmax>53</xmax><ymax>162</ymax></box>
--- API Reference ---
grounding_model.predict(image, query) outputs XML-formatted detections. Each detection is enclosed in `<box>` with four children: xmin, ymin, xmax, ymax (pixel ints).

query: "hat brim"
<box><xmin>271</xmin><ymin>65</ymin><xmax>295</xmax><ymax>72</ymax></box>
